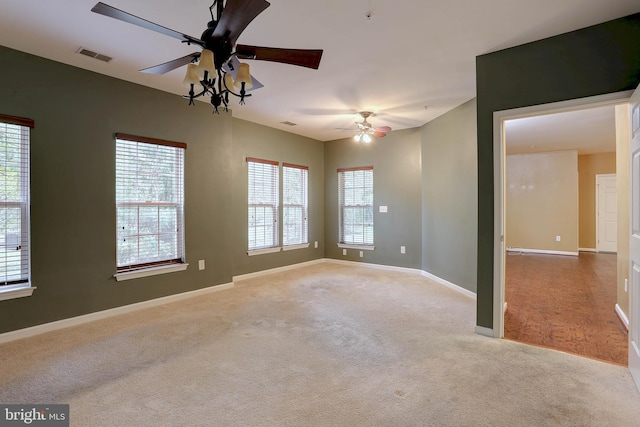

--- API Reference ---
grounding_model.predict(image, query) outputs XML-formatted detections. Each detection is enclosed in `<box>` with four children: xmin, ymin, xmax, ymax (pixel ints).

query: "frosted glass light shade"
<box><xmin>182</xmin><ymin>63</ymin><xmax>201</xmax><ymax>88</ymax></box>
<box><xmin>362</xmin><ymin>134</ymin><xmax>372</xmax><ymax>143</ymax></box>
<box><xmin>224</xmin><ymin>73</ymin><xmax>235</xmax><ymax>92</ymax></box>
<box><xmin>233</xmin><ymin>63</ymin><xmax>253</xmax><ymax>89</ymax></box>
<box><xmin>354</xmin><ymin>134</ymin><xmax>361</xmax><ymax>142</ymax></box>
<box><xmin>197</xmin><ymin>49</ymin><xmax>216</xmax><ymax>76</ymax></box>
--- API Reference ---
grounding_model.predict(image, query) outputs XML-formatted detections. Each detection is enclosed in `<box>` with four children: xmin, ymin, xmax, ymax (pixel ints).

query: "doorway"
<box><xmin>492</xmin><ymin>90</ymin><xmax>633</xmax><ymax>344</ymax></box>
<box><xmin>500</xmin><ymin>103</ymin><xmax>626</xmax><ymax>364</ymax></box>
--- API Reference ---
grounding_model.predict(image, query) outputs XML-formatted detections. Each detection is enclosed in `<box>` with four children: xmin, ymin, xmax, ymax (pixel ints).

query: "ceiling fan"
<box><xmin>91</xmin><ymin>0</ymin><xmax>323</xmax><ymax>112</ymax></box>
<box><xmin>348</xmin><ymin>112</ymin><xmax>392</xmax><ymax>143</ymax></box>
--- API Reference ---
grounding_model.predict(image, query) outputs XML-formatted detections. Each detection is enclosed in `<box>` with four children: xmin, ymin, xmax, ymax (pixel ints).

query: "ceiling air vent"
<box><xmin>76</xmin><ymin>47</ymin><xmax>112</xmax><ymax>63</ymax></box>
<box><xmin>280</xmin><ymin>121</ymin><xmax>297</xmax><ymax>126</ymax></box>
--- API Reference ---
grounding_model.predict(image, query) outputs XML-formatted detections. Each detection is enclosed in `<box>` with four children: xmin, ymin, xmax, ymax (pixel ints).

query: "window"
<box><xmin>283</xmin><ymin>163</ymin><xmax>309</xmax><ymax>247</ymax></box>
<box><xmin>247</xmin><ymin>157</ymin><xmax>279</xmax><ymax>252</ymax></box>
<box><xmin>0</xmin><ymin>114</ymin><xmax>33</xmax><ymax>299</ymax></box>
<box><xmin>338</xmin><ymin>166</ymin><xmax>374</xmax><ymax>247</ymax></box>
<box><xmin>115</xmin><ymin>133</ymin><xmax>186</xmax><ymax>277</ymax></box>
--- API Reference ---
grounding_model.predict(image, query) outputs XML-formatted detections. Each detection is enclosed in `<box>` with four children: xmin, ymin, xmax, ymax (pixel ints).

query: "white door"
<box><xmin>597</xmin><ymin>174</ymin><xmax>617</xmax><ymax>252</ymax></box>
<box><xmin>629</xmin><ymin>84</ymin><xmax>640</xmax><ymax>392</ymax></box>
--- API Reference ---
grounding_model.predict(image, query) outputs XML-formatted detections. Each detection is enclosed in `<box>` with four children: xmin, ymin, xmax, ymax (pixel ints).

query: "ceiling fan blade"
<box><xmin>373</xmin><ymin>131</ymin><xmax>387</xmax><ymax>138</ymax></box>
<box><xmin>91</xmin><ymin>2</ymin><xmax>203</xmax><ymax>45</ymax></box>
<box><xmin>223</xmin><ymin>56</ymin><xmax>264</xmax><ymax>91</ymax></box>
<box><xmin>212</xmin><ymin>0</ymin><xmax>270</xmax><ymax>45</ymax></box>
<box><xmin>375</xmin><ymin>126</ymin><xmax>392</xmax><ymax>132</ymax></box>
<box><xmin>140</xmin><ymin>53</ymin><xmax>201</xmax><ymax>74</ymax></box>
<box><xmin>236</xmin><ymin>45</ymin><xmax>323</xmax><ymax>69</ymax></box>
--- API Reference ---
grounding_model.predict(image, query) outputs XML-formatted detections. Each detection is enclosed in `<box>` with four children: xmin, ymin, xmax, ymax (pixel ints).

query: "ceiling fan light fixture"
<box><xmin>362</xmin><ymin>134</ymin><xmax>372</xmax><ymax>143</ymax></box>
<box><xmin>197</xmin><ymin>49</ymin><xmax>216</xmax><ymax>77</ymax></box>
<box><xmin>354</xmin><ymin>134</ymin><xmax>362</xmax><ymax>142</ymax></box>
<box><xmin>90</xmin><ymin>1</ymin><xmax>323</xmax><ymax>114</ymax></box>
<box><xmin>182</xmin><ymin>63</ymin><xmax>201</xmax><ymax>88</ymax></box>
<box><xmin>234</xmin><ymin>63</ymin><xmax>253</xmax><ymax>89</ymax></box>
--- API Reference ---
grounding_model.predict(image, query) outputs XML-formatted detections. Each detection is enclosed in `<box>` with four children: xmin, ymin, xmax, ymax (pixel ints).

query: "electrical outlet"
<box><xmin>379</xmin><ymin>205</ymin><xmax>388</xmax><ymax>213</ymax></box>
<box><xmin>342</xmin><ymin>249</ymin><xmax>347</xmax><ymax>256</ymax></box>
<box><xmin>198</xmin><ymin>260</ymin><xmax>205</xmax><ymax>270</ymax></box>
<box><xmin>400</xmin><ymin>246</ymin><xmax>406</xmax><ymax>254</ymax></box>
<box><xmin>555</xmin><ymin>235</ymin><xmax>561</xmax><ymax>242</ymax></box>
<box><xmin>314</xmin><ymin>241</ymin><xmax>318</xmax><ymax>248</ymax></box>
<box><xmin>359</xmin><ymin>251</ymin><xmax>364</xmax><ymax>258</ymax></box>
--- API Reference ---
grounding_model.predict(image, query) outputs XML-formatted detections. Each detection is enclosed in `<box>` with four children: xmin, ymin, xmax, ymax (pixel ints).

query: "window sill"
<box><xmin>0</xmin><ymin>286</ymin><xmax>36</xmax><ymax>302</ymax></box>
<box><xmin>282</xmin><ymin>243</ymin><xmax>310</xmax><ymax>252</ymax></box>
<box><xmin>114</xmin><ymin>263</ymin><xmax>189</xmax><ymax>282</ymax></box>
<box><xmin>247</xmin><ymin>247</ymin><xmax>281</xmax><ymax>256</ymax></box>
<box><xmin>337</xmin><ymin>243</ymin><xmax>376</xmax><ymax>251</ymax></box>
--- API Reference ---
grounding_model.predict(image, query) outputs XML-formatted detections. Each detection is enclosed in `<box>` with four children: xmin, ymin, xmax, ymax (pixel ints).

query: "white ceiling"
<box><xmin>505</xmin><ymin>105</ymin><xmax>617</xmax><ymax>155</ymax></box>
<box><xmin>0</xmin><ymin>0</ymin><xmax>638</xmax><ymax>141</ymax></box>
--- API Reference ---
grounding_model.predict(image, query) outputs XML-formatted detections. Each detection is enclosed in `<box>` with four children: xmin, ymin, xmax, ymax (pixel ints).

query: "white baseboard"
<box><xmin>507</xmin><ymin>248</ymin><xmax>579</xmax><ymax>256</ymax></box>
<box><xmin>0</xmin><ymin>282</ymin><xmax>234</xmax><ymax>345</ymax></box>
<box><xmin>579</xmin><ymin>248</ymin><xmax>597</xmax><ymax>253</ymax></box>
<box><xmin>233</xmin><ymin>258</ymin><xmax>326</xmax><ymax>282</ymax></box>
<box><xmin>323</xmin><ymin>258</ymin><xmax>477</xmax><ymax>300</ymax></box>
<box><xmin>323</xmin><ymin>258</ymin><xmax>423</xmax><ymax>275</ymax></box>
<box><xmin>420</xmin><ymin>270</ymin><xmax>476</xmax><ymax>300</ymax></box>
<box><xmin>475</xmin><ymin>326</ymin><xmax>494</xmax><ymax>337</ymax></box>
<box><xmin>615</xmin><ymin>304</ymin><xmax>630</xmax><ymax>331</ymax></box>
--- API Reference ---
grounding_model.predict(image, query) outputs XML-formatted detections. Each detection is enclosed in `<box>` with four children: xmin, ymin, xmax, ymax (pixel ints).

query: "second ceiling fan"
<box><xmin>350</xmin><ymin>112</ymin><xmax>392</xmax><ymax>143</ymax></box>
<box><xmin>91</xmin><ymin>0</ymin><xmax>323</xmax><ymax>112</ymax></box>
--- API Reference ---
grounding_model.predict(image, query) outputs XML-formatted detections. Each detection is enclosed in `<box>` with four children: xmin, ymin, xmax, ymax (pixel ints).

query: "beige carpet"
<box><xmin>1</xmin><ymin>262</ymin><xmax>639</xmax><ymax>426</ymax></box>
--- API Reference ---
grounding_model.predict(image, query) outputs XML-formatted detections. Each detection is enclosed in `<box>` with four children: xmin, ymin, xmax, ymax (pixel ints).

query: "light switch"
<box><xmin>379</xmin><ymin>205</ymin><xmax>388</xmax><ymax>213</ymax></box>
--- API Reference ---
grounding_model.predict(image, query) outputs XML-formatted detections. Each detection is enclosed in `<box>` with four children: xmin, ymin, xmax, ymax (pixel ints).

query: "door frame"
<box><xmin>492</xmin><ymin>90</ymin><xmax>633</xmax><ymax>339</ymax></box>
<box><xmin>596</xmin><ymin>173</ymin><xmax>617</xmax><ymax>253</ymax></box>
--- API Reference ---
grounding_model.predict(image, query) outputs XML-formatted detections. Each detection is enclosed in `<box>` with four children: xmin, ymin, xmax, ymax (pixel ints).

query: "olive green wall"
<box><xmin>421</xmin><ymin>98</ymin><xmax>477</xmax><ymax>292</ymax></box>
<box><xmin>324</xmin><ymin>128</ymin><xmax>422</xmax><ymax>268</ymax></box>
<box><xmin>0</xmin><ymin>46</ymin><xmax>323</xmax><ymax>334</ymax></box>
<box><xmin>476</xmin><ymin>13</ymin><xmax>640</xmax><ymax>329</ymax></box>
<box><xmin>231</xmin><ymin>118</ymin><xmax>325</xmax><ymax>275</ymax></box>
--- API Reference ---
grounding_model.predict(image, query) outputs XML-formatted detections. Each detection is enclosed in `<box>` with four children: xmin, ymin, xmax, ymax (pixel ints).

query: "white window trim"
<box><xmin>0</xmin><ymin>286</ymin><xmax>36</xmax><ymax>302</ymax></box>
<box><xmin>114</xmin><ymin>263</ymin><xmax>189</xmax><ymax>282</ymax></box>
<box><xmin>247</xmin><ymin>247</ymin><xmax>282</xmax><ymax>256</ymax></box>
<box><xmin>283</xmin><ymin>243</ymin><xmax>310</xmax><ymax>251</ymax></box>
<box><xmin>337</xmin><ymin>243</ymin><xmax>376</xmax><ymax>251</ymax></box>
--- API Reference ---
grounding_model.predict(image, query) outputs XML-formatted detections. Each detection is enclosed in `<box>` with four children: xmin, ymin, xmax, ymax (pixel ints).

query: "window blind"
<box><xmin>0</xmin><ymin>115</ymin><xmax>32</xmax><ymax>287</ymax></box>
<box><xmin>283</xmin><ymin>163</ymin><xmax>308</xmax><ymax>246</ymax></box>
<box><xmin>338</xmin><ymin>166</ymin><xmax>374</xmax><ymax>246</ymax></box>
<box><xmin>247</xmin><ymin>157</ymin><xmax>279</xmax><ymax>251</ymax></box>
<box><xmin>115</xmin><ymin>134</ymin><xmax>186</xmax><ymax>271</ymax></box>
